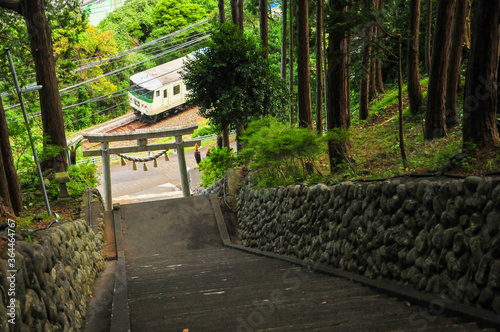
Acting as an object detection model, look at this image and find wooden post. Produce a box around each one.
[137,138,147,148]
[175,135,190,197]
[101,142,112,211]
[83,124,200,202]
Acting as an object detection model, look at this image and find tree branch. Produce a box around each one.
[0,0,22,14]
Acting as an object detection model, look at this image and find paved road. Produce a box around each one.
[96,142,237,204]
[117,196,492,332]
[96,145,208,204]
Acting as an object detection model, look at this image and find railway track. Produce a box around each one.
[104,116,143,134]
[91,105,198,135]
[78,106,202,152]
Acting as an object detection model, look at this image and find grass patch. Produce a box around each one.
[329,76,499,181]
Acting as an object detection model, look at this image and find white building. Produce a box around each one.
[81,0,127,26]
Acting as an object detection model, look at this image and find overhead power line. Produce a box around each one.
[2,19,209,104]
[98,31,208,68]
[3,28,207,103]
[4,34,208,112]
[64,101,127,127]
[73,19,209,71]
[59,35,208,93]
[7,54,198,124]
[3,21,208,86]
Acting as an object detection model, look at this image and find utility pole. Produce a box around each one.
[6,47,52,216]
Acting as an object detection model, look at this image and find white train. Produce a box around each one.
[128,55,190,123]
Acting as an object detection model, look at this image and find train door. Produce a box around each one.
[162,88,169,108]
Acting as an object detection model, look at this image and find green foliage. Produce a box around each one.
[199,146,237,188]
[0,0,87,92]
[190,0,218,13]
[98,0,213,47]
[182,23,288,132]
[69,138,83,152]
[239,117,325,187]
[98,0,159,47]
[407,140,470,173]
[17,161,100,213]
[8,121,64,175]
[151,0,208,39]
[67,163,101,197]
[192,120,219,138]
[39,142,65,166]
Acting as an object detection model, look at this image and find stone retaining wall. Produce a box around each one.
[0,192,105,331]
[238,176,500,314]
[194,177,225,197]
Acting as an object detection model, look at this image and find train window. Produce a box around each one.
[133,88,154,101]
[163,90,167,98]
[173,85,181,95]
[156,91,160,97]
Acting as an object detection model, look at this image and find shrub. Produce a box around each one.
[239,117,325,187]
[198,146,237,188]
[67,163,101,197]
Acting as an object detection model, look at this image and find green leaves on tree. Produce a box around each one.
[181,23,288,133]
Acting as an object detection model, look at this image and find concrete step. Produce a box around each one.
[111,195,492,332]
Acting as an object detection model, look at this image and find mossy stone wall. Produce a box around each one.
[238,176,500,314]
[0,194,105,331]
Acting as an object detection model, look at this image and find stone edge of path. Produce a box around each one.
[208,193,500,331]
[110,206,131,332]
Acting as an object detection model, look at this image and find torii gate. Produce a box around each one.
[83,123,201,211]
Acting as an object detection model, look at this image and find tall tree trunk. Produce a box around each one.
[218,0,225,23]
[397,36,408,165]
[231,0,239,26]
[238,0,244,30]
[326,0,353,171]
[22,0,67,172]
[408,0,424,115]
[0,98,23,215]
[376,58,385,93]
[425,0,433,75]
[230,0,244,150]
[297,0,313,128]
[463,2,472,59]
[0,146,13,215]
[463,0,500,149]
[289,0,295,124]
[369,43,377,100]
[376,0,385,93]
[222,124,230,150]
[281,0,287,119]
[281,0,287,80]
[445,0,469,127]
[315,0,324,134]
[1,0,68,173]
[0,98,12,215]
[424,0,456,140]
[368,0,378,100]
[358,0,372,120]
[323,27,329,108]
[259,0,269,57]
